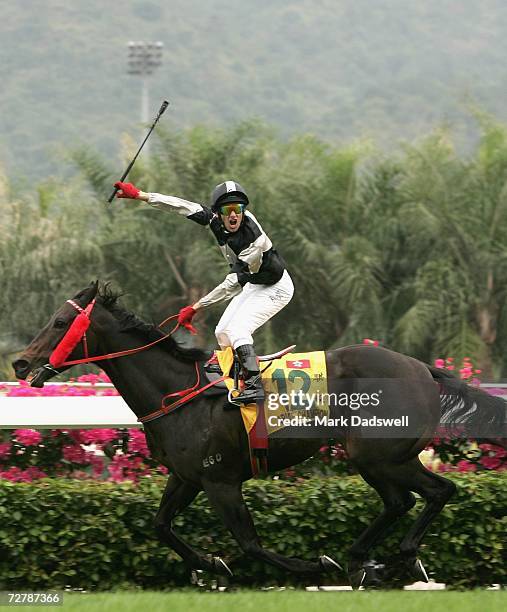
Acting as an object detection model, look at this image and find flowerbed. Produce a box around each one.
[0,374,167,483]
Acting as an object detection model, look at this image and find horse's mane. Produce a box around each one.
[92,284,209,363]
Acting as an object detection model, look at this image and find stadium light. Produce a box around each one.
[127,41,164,155]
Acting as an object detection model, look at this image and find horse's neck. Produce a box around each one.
[96,330,196,421]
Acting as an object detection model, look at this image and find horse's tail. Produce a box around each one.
[426,365,507,441]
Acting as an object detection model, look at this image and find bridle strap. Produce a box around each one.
[139,371,228,424]
[67,299,91,360]
[59,313,180,367]
[47,301,222,424]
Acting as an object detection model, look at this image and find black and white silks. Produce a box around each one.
[147,193,286,309]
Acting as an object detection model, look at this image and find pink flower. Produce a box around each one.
[80,429,118,445]
[108,454,148,482]
[456,460,476,472]
[479,455,504,470]
[67,430,86,444]
[62,445,87,464]
[128,430,149,456]
[0,466,47,482]
[89,455,105,477]
[0,443,11,460]
[434,359,445,368]
[14,429,42,446]
[25,466,48,480]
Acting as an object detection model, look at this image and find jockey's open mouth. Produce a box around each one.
[227,214,239,229]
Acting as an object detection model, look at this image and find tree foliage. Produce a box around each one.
[3,115,507,378]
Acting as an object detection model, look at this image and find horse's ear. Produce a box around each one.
[90,280,99,299]
[73,281,99,307]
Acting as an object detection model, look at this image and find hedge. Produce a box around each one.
[0,473,505,590]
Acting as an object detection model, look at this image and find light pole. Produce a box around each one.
[127,41,164,156]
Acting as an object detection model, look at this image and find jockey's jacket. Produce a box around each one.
[147,193,286,308]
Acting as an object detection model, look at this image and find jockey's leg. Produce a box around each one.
[205,290,252,373]
[214,289,251,349]
[230,271,294,403]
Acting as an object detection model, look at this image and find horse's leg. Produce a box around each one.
[397,462,456,579]
[346,467,417,588]
[202,479,340,575]
[154,474,232,577]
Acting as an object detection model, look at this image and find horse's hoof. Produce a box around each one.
[363,560,384,589]
[348,567,366,590]
[349,559,384,589]
[190,569,207,588]
[319,554,343,572]
[410,558,429,583]
[212,556,234,577]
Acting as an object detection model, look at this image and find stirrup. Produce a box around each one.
[227,388,242,407]
[234,389,265,404]
[232,376,265,404]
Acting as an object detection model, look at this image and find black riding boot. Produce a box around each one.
[234,344,265,403]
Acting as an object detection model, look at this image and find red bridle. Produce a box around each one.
[44,299,226,425]
[49,299,96,368]
[48,299,180,368]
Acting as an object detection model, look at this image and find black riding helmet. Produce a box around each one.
[211,180,249,212]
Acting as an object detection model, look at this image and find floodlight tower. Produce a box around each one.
[127,41,164,156]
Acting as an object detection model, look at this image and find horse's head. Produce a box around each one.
[12,281,99,387]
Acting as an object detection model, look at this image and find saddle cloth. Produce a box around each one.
[216,347,330,436]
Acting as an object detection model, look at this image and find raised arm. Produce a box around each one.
[114,182,213,225]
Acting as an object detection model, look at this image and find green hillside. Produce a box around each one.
[1,0,507,178]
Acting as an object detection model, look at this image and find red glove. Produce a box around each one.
[114,181,140,199]
[178,305,197,334]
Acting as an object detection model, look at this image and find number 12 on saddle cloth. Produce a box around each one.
[216,348,330,436]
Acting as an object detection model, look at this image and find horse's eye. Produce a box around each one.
[54,319,67,329]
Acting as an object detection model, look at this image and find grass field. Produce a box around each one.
[61,590,506,612]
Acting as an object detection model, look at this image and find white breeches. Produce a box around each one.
[215,270,294,349]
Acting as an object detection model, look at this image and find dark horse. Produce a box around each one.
[12,283,506,588]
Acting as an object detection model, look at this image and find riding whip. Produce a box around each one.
[107,99,169,203]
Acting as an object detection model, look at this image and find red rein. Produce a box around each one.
[47,300,223,424]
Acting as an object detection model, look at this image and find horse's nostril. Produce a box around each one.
[12,359,30,377]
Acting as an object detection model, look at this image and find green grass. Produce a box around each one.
[61,590,506,612]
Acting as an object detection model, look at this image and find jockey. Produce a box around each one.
[114,180,294,404]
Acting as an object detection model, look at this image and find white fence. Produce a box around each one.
[1,382,506,430]
[0,382,140,429]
